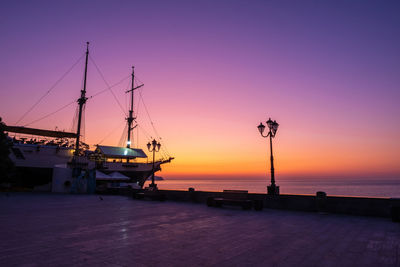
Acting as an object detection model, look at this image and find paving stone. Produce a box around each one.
[1,193,399,266]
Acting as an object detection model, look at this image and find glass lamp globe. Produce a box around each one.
[272,120,279,133]
[257,122,265,135]
[266,118,274,129]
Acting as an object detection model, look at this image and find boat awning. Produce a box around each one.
[95,145,147,158]
[96,171,130,181]
[109,172,130,180]
[95,170,111,180]
[5,125,77,139]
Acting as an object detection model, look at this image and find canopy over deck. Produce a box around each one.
[95,170,111,180]
[109,172,130,179]
[5,125,77,139]
[95,145,147,158]
[96,171,130,181]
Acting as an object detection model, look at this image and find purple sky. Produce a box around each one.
[1,0,399,178]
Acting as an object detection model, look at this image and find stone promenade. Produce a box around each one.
[0,193,399,266]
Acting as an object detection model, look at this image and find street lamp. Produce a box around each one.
[257,118,280,195]
[147,139,161,189]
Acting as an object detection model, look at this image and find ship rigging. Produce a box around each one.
[5,43,173,188]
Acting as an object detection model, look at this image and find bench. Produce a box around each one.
[207,190,253,210]
[133,188,166,201]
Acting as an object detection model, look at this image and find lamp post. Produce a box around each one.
[257,118,280,195]
[147,139,161,189]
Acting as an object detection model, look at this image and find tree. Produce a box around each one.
[0,117,14,184]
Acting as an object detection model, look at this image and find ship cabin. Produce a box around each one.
[93,145,148,165]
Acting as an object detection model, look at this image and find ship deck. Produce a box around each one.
[0,193,399,266]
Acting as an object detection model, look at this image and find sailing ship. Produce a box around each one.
[5,126,77,187]
[5,43,173,189]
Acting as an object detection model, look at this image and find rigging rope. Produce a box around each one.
[23,100,76,127]
[70,106,79,133]
[135,82,142,119]
[137,124,151,139]
[138,89,171,157]
[97,119,126,145]
[135,76,144,86]
[124,78,131,116]
[118,124,128,147]
[81,104,86,142]
[89,55,127,116]
[15,54,85,125]
[132,78,172,159]
[21,73,130,135]
[136,123,139,149]
[88,74,131,99]
[132,84,142,147]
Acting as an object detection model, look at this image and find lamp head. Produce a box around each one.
[157,142,161,151]
[257,122,265,135]
[147,142,151,151]
[266,118,274,129]
[272,120,279,135]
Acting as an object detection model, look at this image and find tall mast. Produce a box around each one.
[126,67,135,148]
[74,42,89,156]
[126,66,144,148]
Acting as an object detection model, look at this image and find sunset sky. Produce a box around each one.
[1,0,399,180]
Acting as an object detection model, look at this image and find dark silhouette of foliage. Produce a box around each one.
[0,117,14,183]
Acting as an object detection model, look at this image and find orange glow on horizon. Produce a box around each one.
[1,1,399,181]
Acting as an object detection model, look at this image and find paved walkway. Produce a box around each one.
[0,193,399,267]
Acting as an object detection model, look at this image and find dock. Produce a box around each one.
[0,193,399,266]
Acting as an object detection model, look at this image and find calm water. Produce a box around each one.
[144,178,400,198]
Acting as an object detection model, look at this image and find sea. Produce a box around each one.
[144,178,400,198]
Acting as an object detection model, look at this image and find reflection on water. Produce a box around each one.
[144,178,400,198]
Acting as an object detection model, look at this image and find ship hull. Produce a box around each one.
[9,143,74,187]
[96,161,163,187]
[13,166,53,187]
[8,143,163,188]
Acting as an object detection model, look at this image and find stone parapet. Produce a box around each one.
[101,187,400,219]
